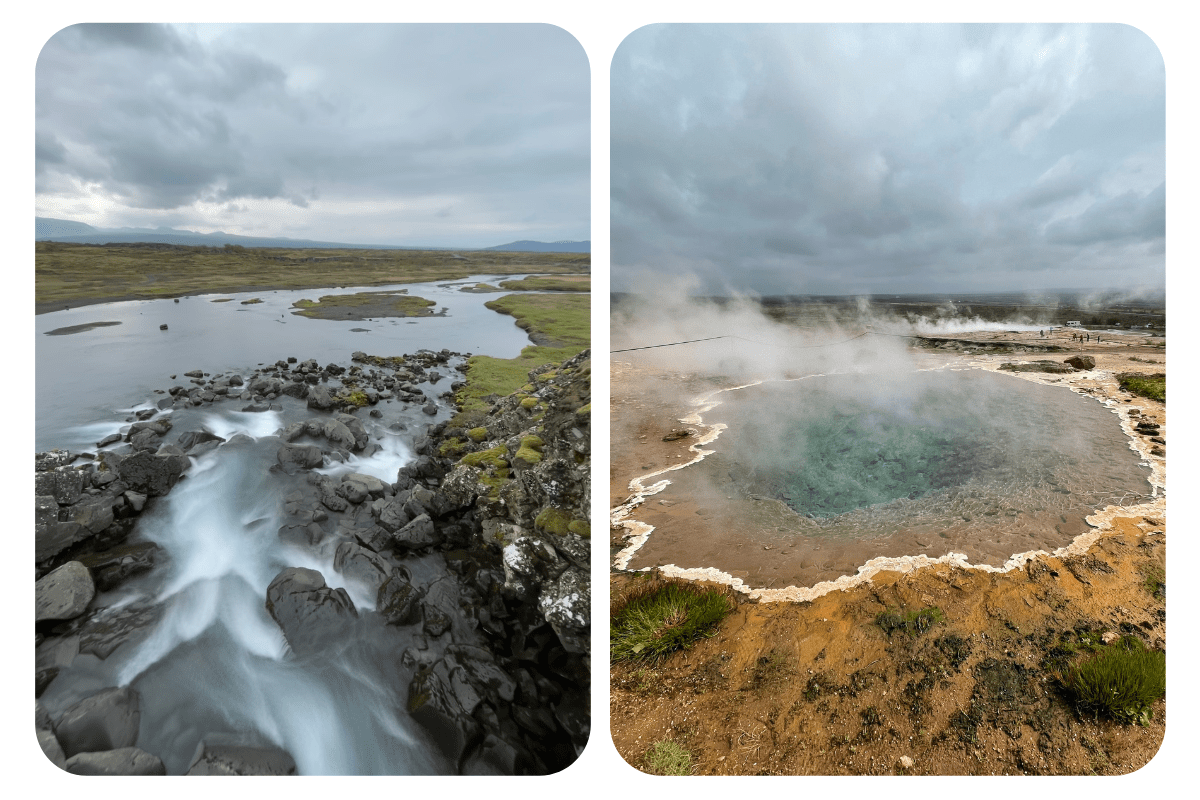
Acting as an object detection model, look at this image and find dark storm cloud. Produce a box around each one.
[611,23,1164,295]
[36,23,588,246]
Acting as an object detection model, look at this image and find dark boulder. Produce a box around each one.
[307,385,335,410]
[1065,355,1096,370]
[277,444,324,474]
[264,567,357,655]
[332,541,392,599]
[393,513,438,550]
[378,573,423,626]
[53,686,141,758]
[36,561,95,622]
[117,451,185,496]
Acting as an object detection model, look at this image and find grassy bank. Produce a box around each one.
[498,275,591,292]
[453,293,590,423]
[35,241,589,311]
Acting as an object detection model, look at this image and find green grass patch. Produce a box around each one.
[438,437,468,458]
[611,580,735,663]
[291,290,436,318]
[875,606,945,638]
[467,427,488,443]
[1118,373,1165,402]
[498,275,591,292]
[452,293,589,417]
[1058,637,1166,724]
[642,740,692,776]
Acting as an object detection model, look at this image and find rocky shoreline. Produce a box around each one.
[36,346,591,775]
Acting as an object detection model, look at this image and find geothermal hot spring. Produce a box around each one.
[617,366,1154,593]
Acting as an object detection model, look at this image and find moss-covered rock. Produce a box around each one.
[520,397,539,410]
[467,427,488,443]
[534,506,573,536]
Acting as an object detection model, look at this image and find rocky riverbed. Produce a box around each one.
[35,346,591,775]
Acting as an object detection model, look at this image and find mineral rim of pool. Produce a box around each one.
[613,366,1158,599]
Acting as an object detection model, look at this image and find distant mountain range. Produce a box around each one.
[34,217,589,254]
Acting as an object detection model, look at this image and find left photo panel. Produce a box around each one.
[34,22,590,776]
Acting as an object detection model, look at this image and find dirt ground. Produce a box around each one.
[609,328,1167,775]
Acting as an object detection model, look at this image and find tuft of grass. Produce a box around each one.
[612,579,735,663]
[1058,637,1165,724]
[1140,564,1165,600]
[1118,373,1165,402]
[875,606,945,638]
[467,427,488,443]
[643,740,692,776]
[520,396,539,410]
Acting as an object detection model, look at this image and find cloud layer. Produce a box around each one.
[612,23,1164,295]
[37,23,589,247]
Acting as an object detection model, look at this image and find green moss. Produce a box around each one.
[520,397,539,410]
[575,403,591,416]
[521,384,535,393]
[439,437,468,457]
[343,390,370,407]
[535,506,573,536]
[467,427,488,443]
[514,435,545,466]
[295,298,317,308]
[460,446,508,470]
[567,519,590,538]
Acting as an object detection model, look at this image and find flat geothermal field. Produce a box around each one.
[610,302,1166,776]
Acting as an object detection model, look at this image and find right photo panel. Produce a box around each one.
[609,23,1166,776]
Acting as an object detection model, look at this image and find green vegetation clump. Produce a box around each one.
[295,298,317,308]
[520,397,539,410]
[1058,637,1165,724]
[460,446,508,470]
[875,607,945,638]
[467,427,488,443]
[643,740,692,776]
[342,390,370,407]
[575,403,590,416]
[514,435,544,465]
[1118,373,1165,402]
[1141,564,1165,600]
[567,519,590,538]
[611,580,735,663]
[438,437,468,458]
[534,506,573,536]
[241,297,263,305]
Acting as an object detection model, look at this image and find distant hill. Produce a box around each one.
[485,240,590,253]
[35,217,590,254]
[35,218,100,238]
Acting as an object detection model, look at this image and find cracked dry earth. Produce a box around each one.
[609,334,1166,776]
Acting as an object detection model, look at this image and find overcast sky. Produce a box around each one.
[612,23,1165,296]
[36,23,589,247]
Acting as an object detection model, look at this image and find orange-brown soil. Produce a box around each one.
[609,331,1167,775]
